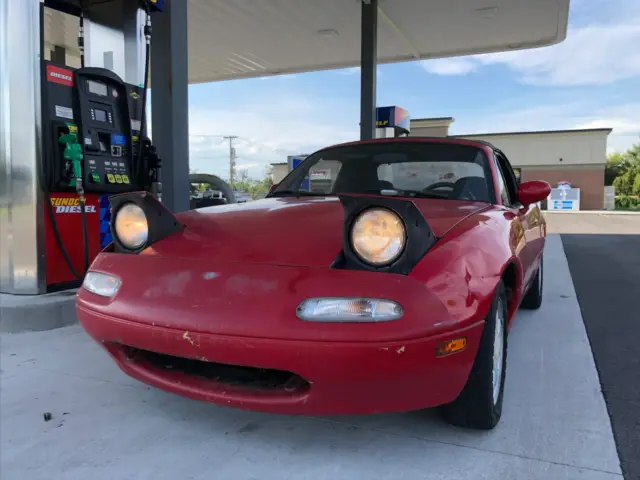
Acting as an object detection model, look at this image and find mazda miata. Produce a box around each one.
[76,137,550,430]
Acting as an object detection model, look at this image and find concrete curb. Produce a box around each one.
[0,290,79,334]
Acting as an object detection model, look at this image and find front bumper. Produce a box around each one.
[76,252,485,414]
[78,306,483,414]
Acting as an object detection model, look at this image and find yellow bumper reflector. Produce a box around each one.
[435,337,467,357]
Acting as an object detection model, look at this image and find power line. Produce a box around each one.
[234,137,297,157]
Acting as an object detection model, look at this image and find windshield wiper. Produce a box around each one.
[402,190,449,199]
[361,189,448,199]
[270,190,331,197]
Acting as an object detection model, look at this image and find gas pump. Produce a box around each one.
[41,0,162,291]
[375,106,410,138]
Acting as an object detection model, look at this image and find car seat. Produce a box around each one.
[451,177,489,202]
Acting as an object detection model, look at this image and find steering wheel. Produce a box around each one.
[423,181,456,194]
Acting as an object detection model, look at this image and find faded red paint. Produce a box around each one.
[132,197,489,267]
[76,137,548,415]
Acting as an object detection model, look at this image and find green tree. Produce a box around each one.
[625,142,640,163]
[633,172,640,196]
[238,169,250,184]
[246,181,266,199]
[610,140,640,193]
[605,152,624,186]
[614,171,634,195]
[621,142,640,171]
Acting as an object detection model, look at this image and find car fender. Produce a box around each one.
[410,208,524,330]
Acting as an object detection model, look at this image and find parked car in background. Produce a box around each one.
[232,190,252,203]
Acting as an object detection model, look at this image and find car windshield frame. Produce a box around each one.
[272,141,497,203]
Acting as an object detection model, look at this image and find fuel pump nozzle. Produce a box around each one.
[58,123,84,197]
[58,123,89,273]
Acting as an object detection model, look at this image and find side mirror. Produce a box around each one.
[268,183,278,195]
[517,180,551,207]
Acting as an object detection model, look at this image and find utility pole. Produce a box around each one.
[224,136,238,188]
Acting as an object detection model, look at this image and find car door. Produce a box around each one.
[493,152,536,289]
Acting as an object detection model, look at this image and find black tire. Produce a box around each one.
[440,281,508,430]
[520,256,543,310]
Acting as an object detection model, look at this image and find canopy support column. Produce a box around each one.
[150,0,190,212]
[360,0,378,141]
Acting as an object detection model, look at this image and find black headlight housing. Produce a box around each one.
[331,195,437,275]
[109,191,183,254]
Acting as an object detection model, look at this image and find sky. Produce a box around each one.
[185,0,640,180]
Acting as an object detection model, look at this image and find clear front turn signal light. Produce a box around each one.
[82,272,121,297]
[297,297,403,323]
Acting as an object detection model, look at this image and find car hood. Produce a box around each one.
[146,196,489,267]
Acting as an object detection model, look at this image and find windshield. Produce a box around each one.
[272,141,494,202]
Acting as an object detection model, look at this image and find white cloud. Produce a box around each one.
[420,18,640,86]
[476,22,640,86]
[421,58,477,76]
[187,95,358,179]
[452,104,581,134]
[337,67,360,75]
[572,104,640,153]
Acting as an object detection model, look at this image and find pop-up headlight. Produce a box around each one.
[113,203,149,250]
[109,191,183,253]
[351,207,406,266]
[333,195,437,275]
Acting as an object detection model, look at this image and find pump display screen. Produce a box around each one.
[94,109,108,122]
[87,80,108,96]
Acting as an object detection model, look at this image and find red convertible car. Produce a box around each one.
[76,137,550,430]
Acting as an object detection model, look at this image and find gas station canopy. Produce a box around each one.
[46,0,570,83]
[188,0,569,82]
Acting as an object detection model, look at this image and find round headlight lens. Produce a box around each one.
[114,203,148,249]
[351,208,406,266]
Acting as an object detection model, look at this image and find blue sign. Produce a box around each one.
[149,0,164,12]
[552,200,575,210]
[292,157,309,191]
[376,106,410,132]
[99,194,113,248]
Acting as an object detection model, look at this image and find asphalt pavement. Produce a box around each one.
[562,233,640,480]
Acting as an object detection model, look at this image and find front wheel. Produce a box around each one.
[440,281,508,430]
[520,256,543,310]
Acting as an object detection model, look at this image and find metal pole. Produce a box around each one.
[224,135,237,188]
[360,0,378,141]
[150,0,190,212]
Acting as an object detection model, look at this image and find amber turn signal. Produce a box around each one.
[435,337,467,357]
